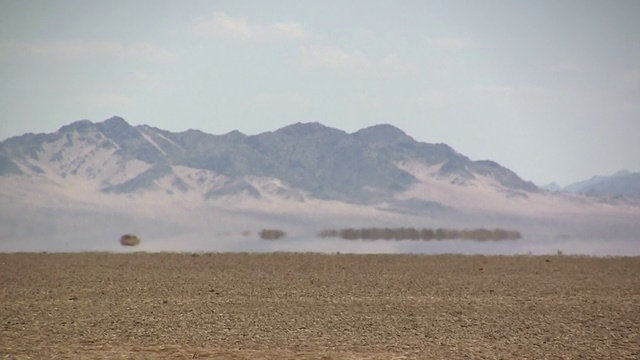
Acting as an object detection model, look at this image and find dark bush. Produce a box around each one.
[259,229,287,240]
[120,234,140,247]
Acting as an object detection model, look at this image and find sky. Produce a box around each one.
[0,0,638,186]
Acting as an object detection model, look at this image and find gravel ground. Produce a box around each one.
[1,252,639,359]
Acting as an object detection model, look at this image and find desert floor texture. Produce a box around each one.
[1,252,639,359]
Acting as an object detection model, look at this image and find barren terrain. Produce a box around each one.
[1,253,639,359]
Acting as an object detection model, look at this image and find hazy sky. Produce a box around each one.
[1,0,638,186]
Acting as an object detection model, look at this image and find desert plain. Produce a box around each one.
[1,252,639,359]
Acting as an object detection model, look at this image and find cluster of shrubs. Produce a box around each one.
[317,227,521,241]
[259,229,287,240]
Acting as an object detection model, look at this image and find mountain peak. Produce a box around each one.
[277,122,330,136]
[57,119,95,134]
[540,182,563,191]
[224,130,246,140]
[353,124,412,143]
[101,116,129,127]
[96,116,136,137]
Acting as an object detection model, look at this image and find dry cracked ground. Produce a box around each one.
[1,252,639,359]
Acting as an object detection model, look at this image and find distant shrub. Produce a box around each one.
[259,229,287,240]
[435,228,448,240]
[339,228,361,240]
[120,234,141,247]
[317,227,522,241]
[421,229,435,240]
[317,229,338,238]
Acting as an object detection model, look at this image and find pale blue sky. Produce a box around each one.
[1,0,638,186]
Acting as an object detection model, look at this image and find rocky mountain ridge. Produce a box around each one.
[0,116,538,205]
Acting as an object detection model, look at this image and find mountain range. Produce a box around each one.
[0,116,537,203]
[543,170,640,199]
[1,116,638,252]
